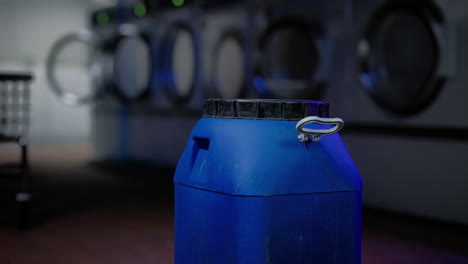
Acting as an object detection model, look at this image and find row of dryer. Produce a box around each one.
[48,0,468,129]
[48,0,342,109]
[47,0,468,224]
[47,0,347,163]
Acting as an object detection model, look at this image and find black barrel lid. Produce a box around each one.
[203,99,329,120]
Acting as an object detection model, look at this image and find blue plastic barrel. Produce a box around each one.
[174,99,362,264]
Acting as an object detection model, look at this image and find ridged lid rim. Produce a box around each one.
[203,99,329,120]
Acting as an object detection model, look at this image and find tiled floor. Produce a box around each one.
[0,143,467,264]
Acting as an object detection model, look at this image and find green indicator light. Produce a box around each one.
[134,3,147,17]
[97,12,110,25]
[172,0,184,7]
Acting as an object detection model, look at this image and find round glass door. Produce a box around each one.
[212,32,246,99]
[46,30,97,106]
[114,34,152,101]
[256,23,322,99]
[358,4,442,115]
[163,25,197,103]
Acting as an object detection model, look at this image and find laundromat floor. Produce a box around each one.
[0,143,467,264]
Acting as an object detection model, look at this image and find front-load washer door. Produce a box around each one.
[254,18,329,100]
[211,31,247,99]
[46,30,101,106]
[357,1,444,116]
[112,24,153,102]
[160,23,198,105]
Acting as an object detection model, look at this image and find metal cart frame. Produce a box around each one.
[0,72,33,229]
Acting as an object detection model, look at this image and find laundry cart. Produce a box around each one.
[0,72,33,228]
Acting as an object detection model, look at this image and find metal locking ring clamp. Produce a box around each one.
[296,116,344,142]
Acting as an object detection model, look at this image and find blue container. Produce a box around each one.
[174,99,362,264]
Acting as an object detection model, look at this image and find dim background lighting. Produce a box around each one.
[172,0,185,7]
[134,3,147,17]
[97,12,110,25]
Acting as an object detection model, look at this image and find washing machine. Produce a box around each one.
[92,4,156,161]
[342,0,468,224]
[47,4,154,106]
[140,0,204,112]
[46,3,157,160]
[200,0,255,99]
[250,0,350,117]
[120,0,207,165]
